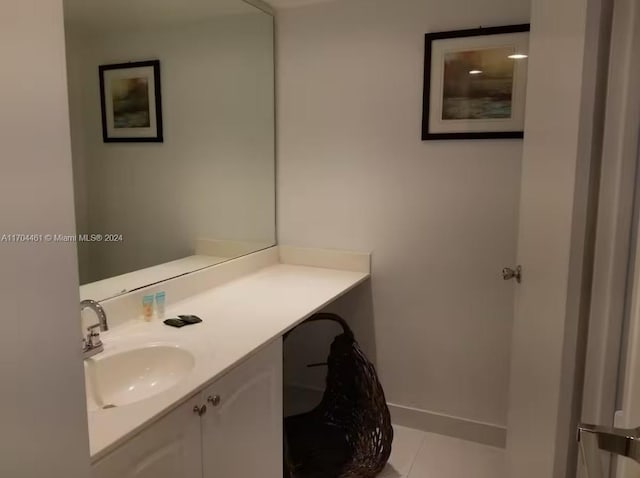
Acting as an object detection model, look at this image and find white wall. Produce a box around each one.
[277,0,529,430]
[0,1,90,477]
[66,13,275,284]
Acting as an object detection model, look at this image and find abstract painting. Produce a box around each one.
[99,60,163,142]
[422,25,530,140]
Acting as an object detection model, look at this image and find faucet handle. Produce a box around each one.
[85,323,103,348]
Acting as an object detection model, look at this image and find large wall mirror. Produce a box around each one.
[63,0,275,301]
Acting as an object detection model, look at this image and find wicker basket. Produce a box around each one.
[284,313,394,478]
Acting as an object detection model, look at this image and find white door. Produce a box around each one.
[614,237,640,478]
[92,394,203,478]
[201,339,283,478]
[577,0,640,476]
[579,189,640,478]
[505,0,612,473]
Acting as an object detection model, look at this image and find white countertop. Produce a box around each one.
[88,262,369,462]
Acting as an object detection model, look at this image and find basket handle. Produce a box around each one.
[283,313,354,341]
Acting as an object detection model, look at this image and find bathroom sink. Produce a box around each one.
[84,345,195,411]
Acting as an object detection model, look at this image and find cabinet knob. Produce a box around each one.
[207,395,221,407]
[193,404,207,416]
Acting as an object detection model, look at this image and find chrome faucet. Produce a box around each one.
[81,299,109,359]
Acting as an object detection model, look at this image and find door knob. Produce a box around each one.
[193,404,207,416]
[502,265,522,283]
[207,395,221,407]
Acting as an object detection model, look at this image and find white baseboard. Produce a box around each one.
[284,385,506,449]
[388,403,507,449]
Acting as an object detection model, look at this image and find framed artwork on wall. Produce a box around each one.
[422,24,530,141]
[99,60,163,143]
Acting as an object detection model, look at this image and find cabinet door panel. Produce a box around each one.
[202,339,283,478]
[92,395,203,478]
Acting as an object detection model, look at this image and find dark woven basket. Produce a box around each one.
[284,313,394,478]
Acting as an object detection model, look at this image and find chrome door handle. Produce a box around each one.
[578,423,640,463]
[502,266,522,283]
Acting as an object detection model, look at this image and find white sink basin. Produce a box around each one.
[85,345,195,411]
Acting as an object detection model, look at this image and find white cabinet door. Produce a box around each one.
[201,339,283,478]
[92,394,203,478]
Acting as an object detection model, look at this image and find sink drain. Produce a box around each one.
[102,404,117,410]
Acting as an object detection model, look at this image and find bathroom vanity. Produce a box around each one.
[86,247,370,477]
[58,0,364,475]
[92,341,282,478]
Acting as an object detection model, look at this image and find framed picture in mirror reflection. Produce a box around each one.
[99,60,163,143]
[422,24,530,140]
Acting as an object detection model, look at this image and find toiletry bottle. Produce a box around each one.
[155,291,166,319]
[142,295,154,322]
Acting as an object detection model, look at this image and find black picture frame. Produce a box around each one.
[99,60,164,143]
[422,24,530,141]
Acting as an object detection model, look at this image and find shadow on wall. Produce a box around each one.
[283,281,378,395]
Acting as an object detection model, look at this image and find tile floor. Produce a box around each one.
[380,425,505,478]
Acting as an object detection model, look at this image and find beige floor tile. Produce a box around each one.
[379,425,426,478]
[407,432,505,478]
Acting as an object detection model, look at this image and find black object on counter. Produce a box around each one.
[163,315,203,328]
[179,315,203,324]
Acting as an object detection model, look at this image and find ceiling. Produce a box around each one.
[264,0,338,8]
[64,0,260,31]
